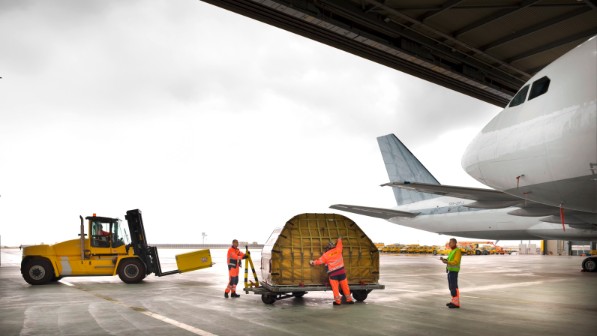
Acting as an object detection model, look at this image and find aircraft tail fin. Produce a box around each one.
[377,134,441,206]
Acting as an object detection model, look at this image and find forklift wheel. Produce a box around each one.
[261,294,276,304]
[22,258,54,285]
[117,259,146,284]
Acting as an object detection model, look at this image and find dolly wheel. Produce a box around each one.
[352,290,368,302]
[22,258,54,285]
[117,259,146,284]
[293,291,306,298]
[261,294,276,304]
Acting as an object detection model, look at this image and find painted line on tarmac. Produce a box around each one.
[140,310,218,336]
[56,280,219,336]
[392,289,419,293]
[59,280,74,287]
[398,280,564,298]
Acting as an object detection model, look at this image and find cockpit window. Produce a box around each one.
[528,76,550,101]
[508,85,529,108]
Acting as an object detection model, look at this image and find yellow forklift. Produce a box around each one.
[21,209,212,285]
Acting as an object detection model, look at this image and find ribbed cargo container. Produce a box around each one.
[261,213,380,286]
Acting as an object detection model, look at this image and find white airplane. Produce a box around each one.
[331,37,597,272]
[462,36,596,216]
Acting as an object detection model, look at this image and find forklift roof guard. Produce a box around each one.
[85,216,120,223]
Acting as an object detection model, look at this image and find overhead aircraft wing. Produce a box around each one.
[329,204,419,220]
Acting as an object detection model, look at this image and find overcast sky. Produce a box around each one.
[0,0,506,247]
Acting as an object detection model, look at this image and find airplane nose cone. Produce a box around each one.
[461,133,484,183]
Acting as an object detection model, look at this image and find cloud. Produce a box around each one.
[0,0,503,246]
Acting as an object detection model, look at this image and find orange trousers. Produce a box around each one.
[451,288,460,306]
[225,274,239,294]
[330,278,353,304]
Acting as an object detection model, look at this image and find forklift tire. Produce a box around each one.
[582,257,597,272]
[352,290,368,302]
[22,258,54,285]
[117,258,146,284]
[261,294,276,304]
[292,291,306,298]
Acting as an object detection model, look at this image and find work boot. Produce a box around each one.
[333,301,341,306]
[231,293,241,298]
[345,300,355,305]
[447,303,460,309]
[224,292,229,298]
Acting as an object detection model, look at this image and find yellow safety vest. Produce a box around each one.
[447,248,461,272]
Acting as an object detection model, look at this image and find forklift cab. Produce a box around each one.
[86,215,130,250]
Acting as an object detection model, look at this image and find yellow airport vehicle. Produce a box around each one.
[381,245,395,253]
[422,246,437,254]
[403,244,420,254]
[21,209,212,285]
[414,246,427,254]
[437,248,451,255]
[380,244,403,253]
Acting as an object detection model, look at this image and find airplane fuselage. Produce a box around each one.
[462,36,597,214]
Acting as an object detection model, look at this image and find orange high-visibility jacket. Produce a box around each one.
[227,246,245,276]
[313,238,344,273]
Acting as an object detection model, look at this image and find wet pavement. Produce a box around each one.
[1,248,596,335]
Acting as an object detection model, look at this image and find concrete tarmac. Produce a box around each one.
[1,248,596,335]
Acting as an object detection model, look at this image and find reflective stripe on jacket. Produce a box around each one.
[313,238,344,273]
[447,248,461,272]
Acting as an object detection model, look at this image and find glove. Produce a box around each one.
[309,260,314,266]
[242,255,248,259]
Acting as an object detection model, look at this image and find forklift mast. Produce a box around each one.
[125,209,179,276]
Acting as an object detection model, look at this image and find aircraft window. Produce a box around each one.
[528,76,550,101]
[508,85,529,108]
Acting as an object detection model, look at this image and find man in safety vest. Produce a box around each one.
[440,238,461,308]
[310,237,354,306]
[225,239,247,298]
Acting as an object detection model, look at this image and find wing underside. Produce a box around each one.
[382,181,597,226]
[330,181,596,226]
[329,204,419,220]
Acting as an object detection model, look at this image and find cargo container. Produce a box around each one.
[246,213,384,304]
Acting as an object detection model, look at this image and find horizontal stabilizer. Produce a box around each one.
[330,204,419,220]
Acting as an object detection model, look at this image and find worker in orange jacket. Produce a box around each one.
[225,239,247,298]
[310,237,354,306]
